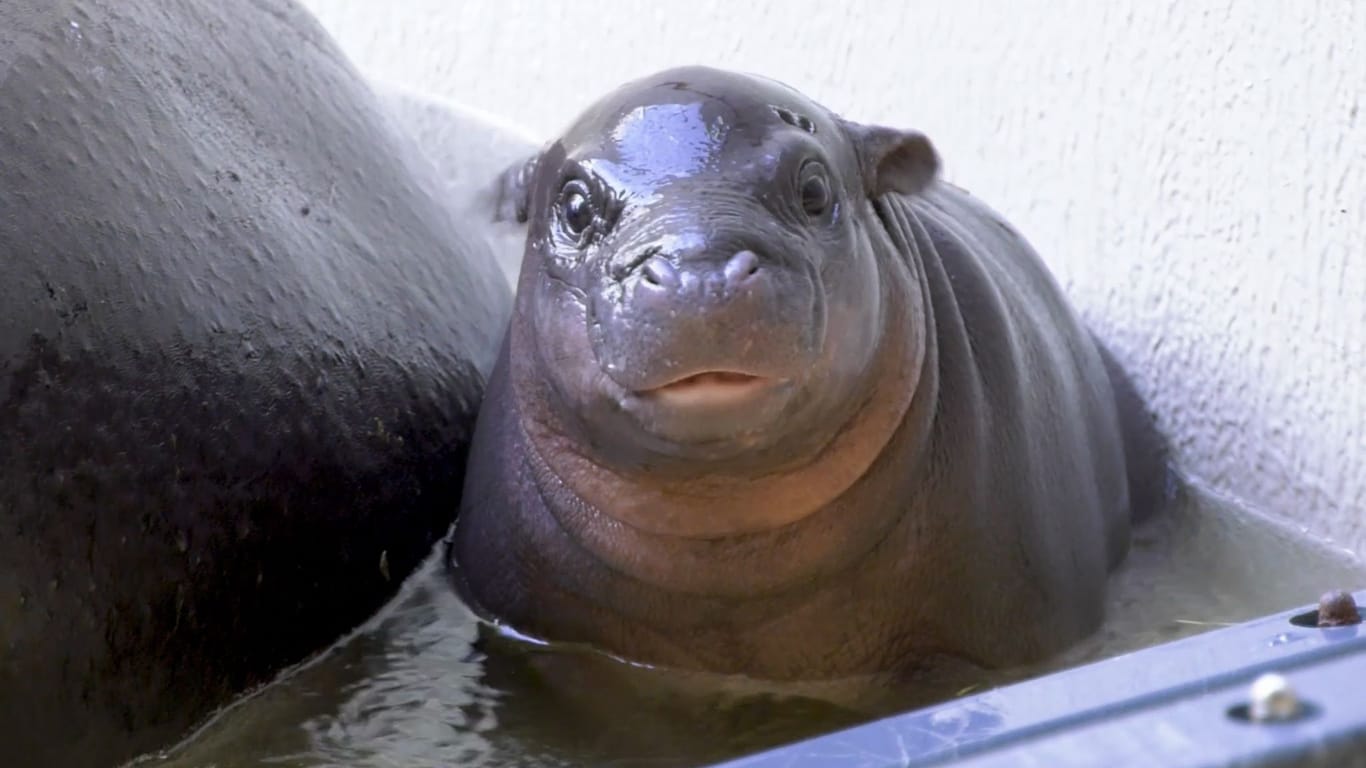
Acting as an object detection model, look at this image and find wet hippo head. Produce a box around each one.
[501,67,939,506]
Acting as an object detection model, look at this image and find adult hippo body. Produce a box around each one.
[452,66,1165,682]
[1,1,511,765]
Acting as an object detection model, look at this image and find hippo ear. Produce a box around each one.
[843,121,940,198]
[486,153,539,224]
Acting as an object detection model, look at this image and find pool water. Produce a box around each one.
[135,480,1366,768]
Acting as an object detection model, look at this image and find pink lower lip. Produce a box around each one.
[659,371,761,388]
[643,372,772,406]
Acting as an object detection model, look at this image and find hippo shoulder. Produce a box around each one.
[0,1,511,765]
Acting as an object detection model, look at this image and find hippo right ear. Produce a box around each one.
[842,121,941,198]
[487,153,539,224]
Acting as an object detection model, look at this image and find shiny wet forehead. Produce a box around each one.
[609,102,730,181]
[562,76,827,187]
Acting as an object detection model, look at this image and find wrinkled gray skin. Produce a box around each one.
[452,66,1166,683]
[0,1,510,767]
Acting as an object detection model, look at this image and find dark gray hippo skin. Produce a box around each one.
[451,66,1166,684]
[0,1,510,766]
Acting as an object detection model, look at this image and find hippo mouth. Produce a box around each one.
[640,371,777,408]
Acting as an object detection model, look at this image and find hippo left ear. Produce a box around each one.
[485,153,540,224]
[842,121,941,198]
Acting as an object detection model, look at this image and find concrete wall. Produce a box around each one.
[305,0,1366,556]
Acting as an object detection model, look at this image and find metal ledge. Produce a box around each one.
[715,590,1366,767]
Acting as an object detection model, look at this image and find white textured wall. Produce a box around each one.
[309,0,1366,555]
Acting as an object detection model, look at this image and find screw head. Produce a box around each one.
[1317,590,1362,627]
[1249,673,1302,722]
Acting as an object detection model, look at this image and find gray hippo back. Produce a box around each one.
[0,1,510,764]
[451,65,1166,682]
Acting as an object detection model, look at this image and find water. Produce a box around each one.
[135,481,1366,768]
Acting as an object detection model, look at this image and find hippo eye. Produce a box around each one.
[799,162,832,218]
[559,179,596,237]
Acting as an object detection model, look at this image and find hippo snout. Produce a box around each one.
[594,245,822,395]
[632,249,763,305]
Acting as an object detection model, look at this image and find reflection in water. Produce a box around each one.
[143,481,1365,768]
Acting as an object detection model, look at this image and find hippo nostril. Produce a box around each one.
[723,250,761,290]
[641,256,679,289]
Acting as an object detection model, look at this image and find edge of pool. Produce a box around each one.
[712,589,1366,768]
